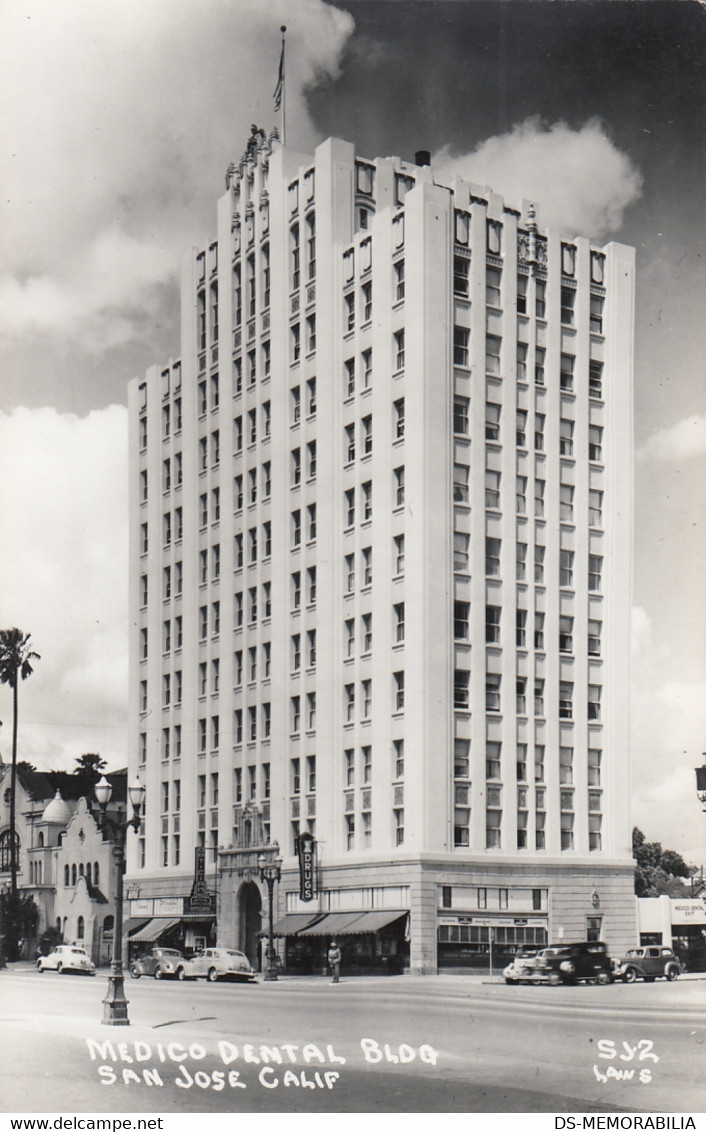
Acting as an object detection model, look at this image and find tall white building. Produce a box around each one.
[127,131,636,974]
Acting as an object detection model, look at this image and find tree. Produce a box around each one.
[73,753,107,796]
[0,629,40,905]
[632,827,692,897]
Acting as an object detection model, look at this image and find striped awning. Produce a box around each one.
[271,912,326,936]
[297,910,408,937]
[128,918,180,942]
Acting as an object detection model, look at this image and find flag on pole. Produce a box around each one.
[273,27,286,111]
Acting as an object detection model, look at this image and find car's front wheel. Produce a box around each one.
[129,965,141,979]
[623,967,638,983]
[36,961,44,972]
[154,966,163,980]
[57,963,64,974]
[207,967,219,983]
[548,971,561,986]
[665,964,679,981]
[597,971,611,985]
[176,966,186,981]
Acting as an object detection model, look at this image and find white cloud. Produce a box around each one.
[434,117,642,239]
[637,414,706,463]
[0,405,129,771]
[0,0,354,352]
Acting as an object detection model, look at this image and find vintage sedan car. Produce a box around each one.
[531,942,613,985]
[503,947,542,984]
[129,947,185,980]
[37,945,96,976]
[614,946,683,983]
[178,947,257,983]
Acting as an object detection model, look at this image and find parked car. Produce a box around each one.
[531,941,613,985]
[129,947,184,980]
[614,946,683,983]
[178,947,257,983]
[37,945,96,976]
[503,946,543,984]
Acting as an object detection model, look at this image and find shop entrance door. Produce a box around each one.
[237,881,262,969]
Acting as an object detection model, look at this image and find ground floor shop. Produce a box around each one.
[637,895,706,972]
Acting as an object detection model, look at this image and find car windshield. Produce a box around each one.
[159,950,181,957]
[223,950,244,958]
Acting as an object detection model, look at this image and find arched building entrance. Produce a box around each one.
[237,881,262,969]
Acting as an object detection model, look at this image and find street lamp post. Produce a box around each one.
[94,774,145,1026]
[694,756,706,812]
[258,852,283,982]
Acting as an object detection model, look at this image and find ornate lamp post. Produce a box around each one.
[94,774,145,1025]
[695,756,706,811]
[258,852,283,981]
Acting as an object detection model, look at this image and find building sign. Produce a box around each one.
[188,846,214,915]
[297,832,316,902]
[154,897,183,916]
[671,901,706,924]
[131,898,154,917]
[126,884,141,900]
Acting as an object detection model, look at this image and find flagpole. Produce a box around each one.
[277,25,287,147]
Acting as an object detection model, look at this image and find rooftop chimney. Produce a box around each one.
[415,150,431,167]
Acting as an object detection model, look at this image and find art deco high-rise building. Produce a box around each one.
[127,131,636,973]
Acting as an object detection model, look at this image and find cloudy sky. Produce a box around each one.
[0,0,704,861]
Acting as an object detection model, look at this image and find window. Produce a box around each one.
[486,673,501,712]
[486,605,501,644]
[486,810,502,849]
[306,314,316,353]
[453,254,469,296]
[345,292,355,332]
[393,671,405,712]
[307,441,317,480]
[589,361,603,398]
[486,334,501,376]
[306,214,315,280]
[559,615,574,652]
[394,398,405,440]
[140,522,148,554]
[345,553,355,593]
[590,294,604,334]
[362,281,372,322]
[516,476,527,514]
[588,748,602,786]
[559,681,574,719]
[307,376,316,416]
[588,684,602,721]
[486,536,501,577]
[263,521,272,558]
[534,611,545,650]
[516,409,527,448]
[560,746,573,785]
[516,744,528,782]
[454,600,470,641]
[394,259,405,302]
[249,586,258,623]
[307,692,317,730]
[589,489,603,527]
[535,281,546,319]
[588,619,602,656]
[394,330,405,371]
[534,679,544,716]
[394,534,405,576]
[588,554,603,592]
[454,396,469,436]
[454,670,470,710]
[516,274,528,314]
[361,678,372,718]
[560,286,575,326]
[362,348,372,389]
[362,612,373,652]
[454,326,469,367]
[560,549,574,588]
[535,746,545,783]
[485,469,500,509]
[516,608,527,647]
[362,481,372,521]
[560,418,574,456]
[560,354,575,392]
[454,463,469,503]
[307,566,317,605]
[394,603,405,644]
[535,346,545,386]
[362,415,373,455]
[290,224,300,290]
[291,696,301,734]
[454,738,469,779]
[291,509,301,547]
[589,425,603,463]
[344,488,355,528]
[362,546,372,585]
[561,811,574,851]
[560,483,574,521]
[486,265,501,307]
[487,220,502,255]
[485,402,501,441]
[394,466,405,507]
[516,542,527,581]
[344,358,355,399]
[345,683,355,723]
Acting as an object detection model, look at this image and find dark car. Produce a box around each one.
[130,947,184,979]
[532,941,613,985]
[615,946,683,983]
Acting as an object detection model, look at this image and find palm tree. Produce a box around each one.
[0,629,40,899]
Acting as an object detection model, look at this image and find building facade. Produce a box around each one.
[127,132,636,974]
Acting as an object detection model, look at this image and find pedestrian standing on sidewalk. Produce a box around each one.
[327,939,341,983]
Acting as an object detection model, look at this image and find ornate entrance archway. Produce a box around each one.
[237,881,262,969]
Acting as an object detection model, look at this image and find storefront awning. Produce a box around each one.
[128,917,181,942]
[297,910,408,937]
[271,912,326,936]
[343,910,408,934]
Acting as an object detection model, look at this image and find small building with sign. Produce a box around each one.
[126,846,218,959]
[636,895,706,972]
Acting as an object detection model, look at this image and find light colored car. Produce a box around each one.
[615,946,683,983]
[129,947,184,980]
[37,945,96,976]
[503,946,542,984]
[179,947,257,983]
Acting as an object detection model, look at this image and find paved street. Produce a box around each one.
[1,965,704,1114]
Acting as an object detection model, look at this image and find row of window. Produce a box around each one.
[453,670,602,719]
[454,537,603,591]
